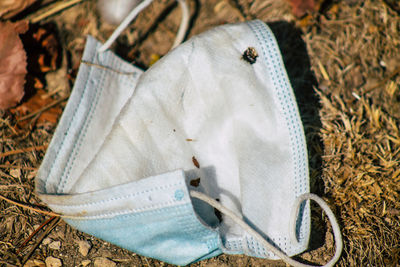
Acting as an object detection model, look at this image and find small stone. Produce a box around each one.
[27,170,37,179]
[45,256,62,267]
[80,260,91,267]
[10,168,21,178]
[49,230,64,239]
[24,259,45,267]
[42,238,52,245]
[93,257,116,267]
[32,224,41,231]
[77,240,91,256]
[48,240,61,250]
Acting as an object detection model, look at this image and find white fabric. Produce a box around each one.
[55,20,311,257]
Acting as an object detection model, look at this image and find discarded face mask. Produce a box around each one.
[36,18,342,267]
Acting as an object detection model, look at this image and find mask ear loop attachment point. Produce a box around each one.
[96,0,190,54]
[97,0,154,54]
[290,193,343,267]
[190,190,343,267]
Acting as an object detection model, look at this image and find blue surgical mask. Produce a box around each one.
[36,2,342,266]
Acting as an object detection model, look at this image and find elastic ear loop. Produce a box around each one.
[97,0,190,53]
[190,191,343,267]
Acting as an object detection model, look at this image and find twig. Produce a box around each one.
[25,113,42,132]
[0,164,37,170]
[0,169,18,180]
[317,60,330,81]
[364,66,400,93]
[143,256,151,267]
[27,0,87,23]
[0,194,60,217]
[17,216,57,255]
[42,87,65,99]
[0,145,48,158]
[0,118,18,135]
[0,260,18,267]
[21,217,61,265]
[17,95,69,122]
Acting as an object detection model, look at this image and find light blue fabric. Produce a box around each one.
[66,204,221,265]
[36,20,311,265]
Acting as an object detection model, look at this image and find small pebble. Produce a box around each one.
[25,259,45,267]
[10,168,21,178]
[81,260,91,266]
[45,256,62,267]
[94,257,116,267]
[42,238,52,245]
[48,240,61,250]
[77,240,91,256]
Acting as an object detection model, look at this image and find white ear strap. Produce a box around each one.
[290,193,343,266]
[190,191,343,267]
[97,0,190,53]
[172,0,190,49]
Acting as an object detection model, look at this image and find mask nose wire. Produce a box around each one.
[97,0,190,54]
[190,190,343,267]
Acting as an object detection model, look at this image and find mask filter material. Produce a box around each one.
[36,2,342,266]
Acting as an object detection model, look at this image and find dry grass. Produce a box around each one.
[305,1,400,265]
[1,0,400,266]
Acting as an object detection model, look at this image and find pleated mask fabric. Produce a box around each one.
[36,20,341,266]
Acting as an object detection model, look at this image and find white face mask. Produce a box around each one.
[36,2,342,266]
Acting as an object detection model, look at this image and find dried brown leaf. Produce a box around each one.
[287,0,317,18]
[0,21,28,110]
[10,89,63,125]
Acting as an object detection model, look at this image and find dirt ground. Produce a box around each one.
[1,0,400,266]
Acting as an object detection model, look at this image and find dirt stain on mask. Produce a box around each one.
[242,47,258,64]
